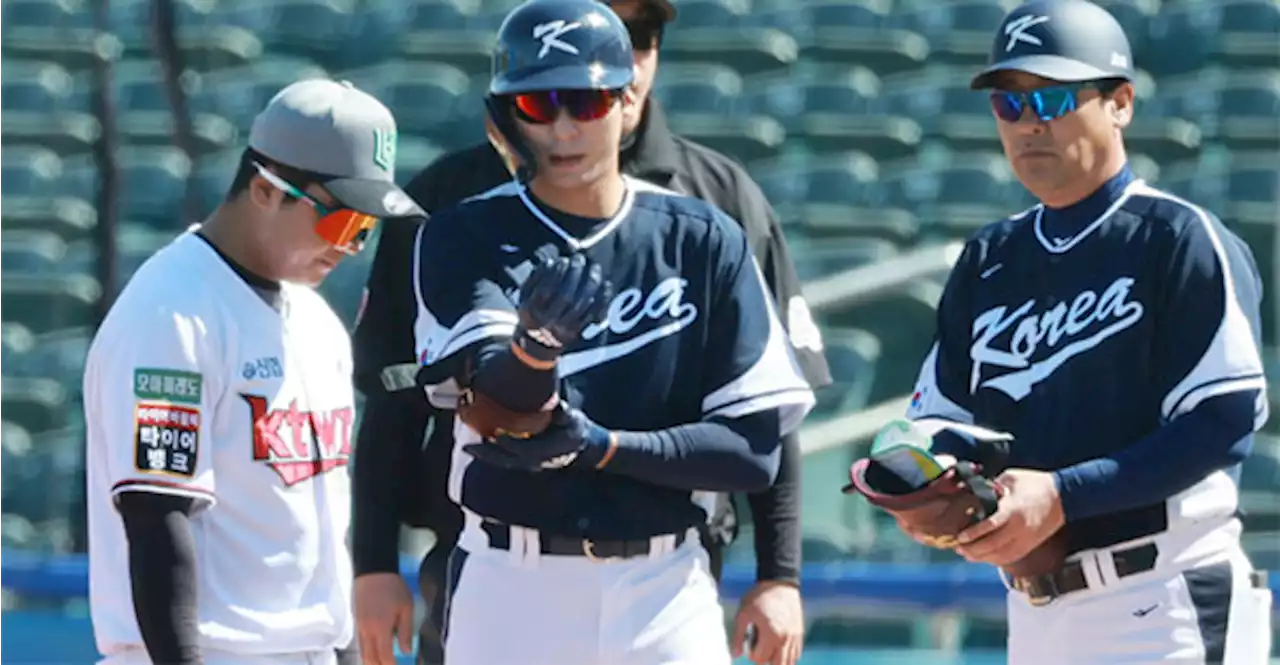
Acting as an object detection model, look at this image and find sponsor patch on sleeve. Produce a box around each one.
[134,368,203,405]
[134,402,200,477]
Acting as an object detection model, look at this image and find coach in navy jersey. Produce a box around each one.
[403,2,814,664]
[898,1,1273,662]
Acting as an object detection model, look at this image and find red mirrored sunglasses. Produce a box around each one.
[510,89,623,125]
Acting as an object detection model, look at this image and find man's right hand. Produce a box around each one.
[354,573,416,665]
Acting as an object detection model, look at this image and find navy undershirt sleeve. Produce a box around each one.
[117,491,202,665]
[471,341,558,412]
[602,409,783,493]
[1053,390,1258,522]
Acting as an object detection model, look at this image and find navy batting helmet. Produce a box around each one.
[970,0,1135,90]
[489,0,635,96]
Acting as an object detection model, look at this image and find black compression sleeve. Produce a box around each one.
[117,491,202,665]
[351,391,417,576]
[604,409,782,492]
[470,342,558,412]
[745,430,801,583]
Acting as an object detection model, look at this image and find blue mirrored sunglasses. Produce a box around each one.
[989,82,1111,123]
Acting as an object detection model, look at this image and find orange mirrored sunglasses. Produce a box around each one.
[253,162,379,255]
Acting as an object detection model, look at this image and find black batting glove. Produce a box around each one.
[511,249,612,369]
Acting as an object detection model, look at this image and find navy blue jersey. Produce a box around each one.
[410,177,814,539]
[908,174,1268,537]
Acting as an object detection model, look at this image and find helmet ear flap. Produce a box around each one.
[485,95,538,182]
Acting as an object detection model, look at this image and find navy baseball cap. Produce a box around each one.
[970,0,1135,90]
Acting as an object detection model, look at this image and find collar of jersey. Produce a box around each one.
[1033,165,1141,255]
[515,180,636,252]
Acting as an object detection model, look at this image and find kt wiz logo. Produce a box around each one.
[241,395,354,486]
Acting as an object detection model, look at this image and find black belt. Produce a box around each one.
[481,521,687,561]
[1013,542,1159,606]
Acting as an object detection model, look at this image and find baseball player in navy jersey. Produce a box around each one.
[897,0,1273,662]
[401,0,815,663]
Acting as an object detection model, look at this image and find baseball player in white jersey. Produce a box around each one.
[83,79,425,665]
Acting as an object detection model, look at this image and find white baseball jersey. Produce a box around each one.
[84,230,356,659]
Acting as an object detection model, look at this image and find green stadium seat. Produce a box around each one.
[797,110,922,162]
[220,0,356,71]
[1090,0,1158,65]
[197,58,329,128]
[1243,531,1280,570]
[1216,0,1280,68]
[0,196,98,240]
[787,235,900,283]
[2,146,64,198]
[1,112,101,155]
[1240,490,1280,533]
[819,326,882,414]
[118,147,195,227]
[12,327,94,390]
[1,61,78,113]
[664,113,786,164]
[189,149,243,216]
[339,60,471,137]
[0,27,123,71]
[399,29,496,79]
[0,231,68,276]
[1241,435,1280,491]
[0,513,40,550]
[117,110,239,154]
[2,0,89,31]
[960,614,1009,651]
[675,0,751,28]
[825,280,943,403]
[0,377,69,435]
[1217,72,1280,151]
[804,23,928,76]
[897,0,1007,67]
[0,273,102,335]
[652,63,746,115]
[68,223,180,283]
[393,136,447,187]
[106,59,198,113]
[662,27,799,77]
[802,152,886,208]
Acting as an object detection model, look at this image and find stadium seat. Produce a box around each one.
[897,0,1007,66]
[960,614,1010,651]
[1216,0,1280,68]
[1240,490,1280,533]
[19,328,93,390]
[108,59,198,113]
[393,136,447,187]
[1,147,64,199]
[0,273,102,335]
[0,377,69,435]
[819,326,882,415]
[398,2,496,80]
[117,110,239,154]
[197,58,329,129]
[652,63,745,115]
[2,0,89,32]
[188,149,243,217]
[1217,72,1280,150]
[1,61,78,113]
[113,147,196,228]
[661,27,799,76]
[1,325,37,378]
[808,615,924,649]
[787,235,900,283]
[68,223,181,284]
[0,231,68,277]
[1241,435,1280,491]
[879,66,996,150]
[664,113,786,164]
[219,0,357,70]
[881,152,1021,210]
[802,152,886,208]
[804,12,928,76]
[825,280,944,403]
[0,27,124,71]
[0,196,98,240]
[674,0,750,28]
[0,112,100,156]
[339,60,472,138]
[1090,0,1157,65]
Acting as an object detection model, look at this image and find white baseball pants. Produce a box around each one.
[443,519,732,665]
[1006,523,1273,664]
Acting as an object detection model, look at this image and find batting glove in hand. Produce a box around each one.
[463,401,613,472]
[511,248,612,369]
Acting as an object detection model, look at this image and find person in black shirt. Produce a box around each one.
[350,2,831,664]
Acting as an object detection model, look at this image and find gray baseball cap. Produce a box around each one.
[248,78,426,219]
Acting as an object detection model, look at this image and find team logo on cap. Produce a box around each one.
[373,128,396,172]
[534,20,582,59]
[1004,14,1050,52]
